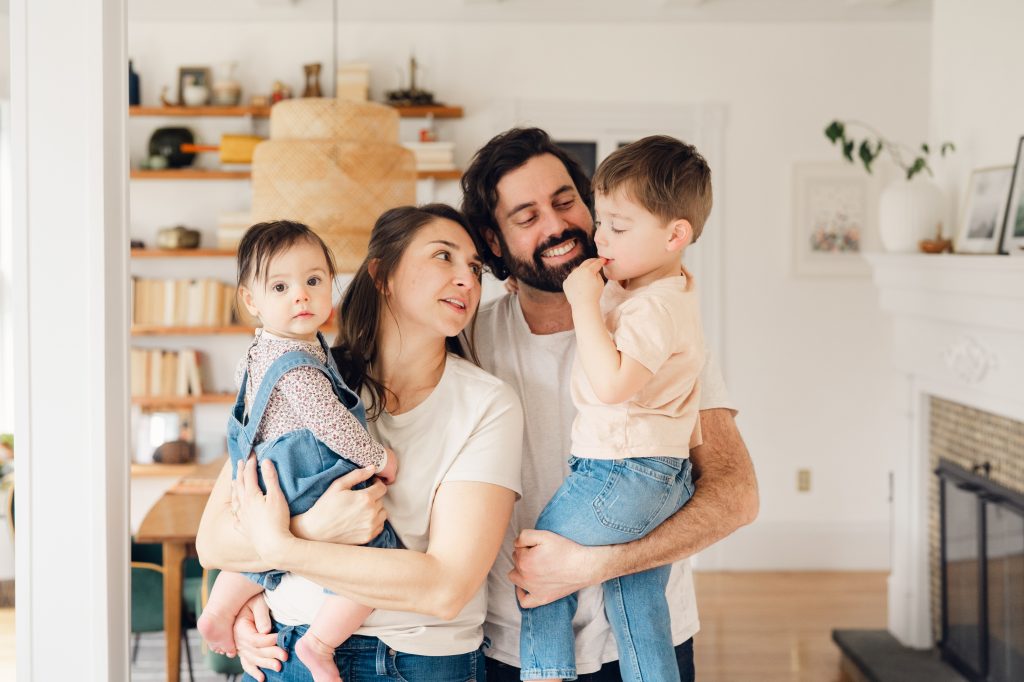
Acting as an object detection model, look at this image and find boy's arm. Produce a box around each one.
[511,407,758,607]
[564,259,653,404]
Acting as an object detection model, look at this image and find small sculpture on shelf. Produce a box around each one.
[385,55,438,107]
[211,61,242,106]
[302,63,322,98]
[156,225,202,250]
[270,80,293,104]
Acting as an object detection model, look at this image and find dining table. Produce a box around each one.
[135,456,226,682]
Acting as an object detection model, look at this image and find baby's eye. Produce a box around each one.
[272,283,287,293]
[307,276,322,286]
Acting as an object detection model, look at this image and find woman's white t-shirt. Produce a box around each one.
[263,354,524,656]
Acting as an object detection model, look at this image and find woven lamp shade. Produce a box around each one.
[251,99,415,272]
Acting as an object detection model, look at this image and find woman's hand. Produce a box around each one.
[232,456,295,564]
[233,594,287,682]
[292,465,388,545]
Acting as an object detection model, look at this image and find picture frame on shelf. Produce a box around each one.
[954,165,1013,254]
[1000,136,1024,254]
[177,65,211,106]
[791,162,877,277]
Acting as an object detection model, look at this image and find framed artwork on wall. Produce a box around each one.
[954,165,1013,254]
[1000,136,1024,254]
[791,162,877,276]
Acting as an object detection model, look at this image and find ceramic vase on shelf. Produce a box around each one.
[877,175,945,252]
[182,75,210,107]
[212,61,242,106]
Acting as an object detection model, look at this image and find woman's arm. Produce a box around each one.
[196,459,389,572]
[512,407,759,606]
[237,457,515,620]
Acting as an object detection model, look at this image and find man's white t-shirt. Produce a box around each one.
[264,354,524,656]
[473,293,735,674]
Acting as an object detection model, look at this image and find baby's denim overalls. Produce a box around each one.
[228,332,398,591]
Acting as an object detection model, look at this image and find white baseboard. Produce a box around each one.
[693,520,890,571]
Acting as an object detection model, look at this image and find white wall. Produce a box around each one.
[930,0,1024,214]
[126,18,931,569]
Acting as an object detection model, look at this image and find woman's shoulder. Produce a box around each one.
[445,355,521,410]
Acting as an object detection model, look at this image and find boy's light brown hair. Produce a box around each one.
[592,135,713,242]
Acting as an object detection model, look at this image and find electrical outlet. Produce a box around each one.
[797,468,811,492]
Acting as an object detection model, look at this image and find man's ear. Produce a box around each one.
[666,219,693,253]
[238,285,260,318]
[484,228,503,258]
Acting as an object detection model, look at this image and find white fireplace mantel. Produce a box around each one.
[866,253,1024,648]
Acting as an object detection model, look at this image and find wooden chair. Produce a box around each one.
[131,560,196,682]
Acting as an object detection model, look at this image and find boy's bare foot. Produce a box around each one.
[197,609,237,657]
[295,631,342,682]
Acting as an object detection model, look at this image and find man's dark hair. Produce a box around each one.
[460,128,593,279]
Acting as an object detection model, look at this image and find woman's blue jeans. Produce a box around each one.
[243,622,485,681]
[518,456,694,682]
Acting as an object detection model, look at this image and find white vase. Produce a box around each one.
[877,176,945,252]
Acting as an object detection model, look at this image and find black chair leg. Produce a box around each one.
[131,632,141,663]
[182,629,195,682]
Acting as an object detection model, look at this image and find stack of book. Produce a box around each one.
[131,277,243,327]
[130,348,204,398]
[217,211,252,250]
[402,141,456,172]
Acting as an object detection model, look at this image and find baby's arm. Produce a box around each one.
[276,367,393,476]
[564,259,654,404]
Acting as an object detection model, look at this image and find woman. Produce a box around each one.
[197,204,524,681]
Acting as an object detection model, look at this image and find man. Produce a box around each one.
[461,128,759,681]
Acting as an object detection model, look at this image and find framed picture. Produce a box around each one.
[1000,136,1024,254]
[792,162,877,276]
[177,65,211,106]
[955,165,1013,254]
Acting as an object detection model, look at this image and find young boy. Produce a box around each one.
[517,135,712,682]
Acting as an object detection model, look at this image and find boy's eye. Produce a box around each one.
[611,227,626,234]
[272,283,286,293]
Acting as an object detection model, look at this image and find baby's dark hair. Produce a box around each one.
[236,220,338,287]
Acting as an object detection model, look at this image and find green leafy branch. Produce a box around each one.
[824,120,955,181]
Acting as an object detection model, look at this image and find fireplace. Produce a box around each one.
[937,459,1024,681]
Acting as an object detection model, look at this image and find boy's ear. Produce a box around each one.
[665,219,693,253]
[238,285,260,318]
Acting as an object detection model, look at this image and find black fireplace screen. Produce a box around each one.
[938,460,1024,682]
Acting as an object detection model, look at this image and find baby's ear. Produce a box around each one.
[237,285,259,317]
[666,219,693,252]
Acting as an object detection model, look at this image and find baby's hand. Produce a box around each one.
[563,258,607,308]
[376,447,398,485]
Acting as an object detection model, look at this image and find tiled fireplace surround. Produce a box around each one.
[867,254,1024,650]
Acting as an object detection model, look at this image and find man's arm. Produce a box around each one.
[512,407,758,606]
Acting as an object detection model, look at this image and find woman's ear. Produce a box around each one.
[666,219,693,253]
[367,258,386,294]
[238,285,260,318]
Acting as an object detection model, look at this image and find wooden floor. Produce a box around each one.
[694,571,887,681]
[0,572,885,680]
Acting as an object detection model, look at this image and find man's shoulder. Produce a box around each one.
[476,293,516,326]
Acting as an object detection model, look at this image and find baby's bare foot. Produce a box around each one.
[197,610,237,657]
[295,632,342,682]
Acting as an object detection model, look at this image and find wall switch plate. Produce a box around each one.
[797,468,811,492]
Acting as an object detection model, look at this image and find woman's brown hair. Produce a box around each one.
[332,204,485,420]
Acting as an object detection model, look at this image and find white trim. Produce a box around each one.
[0,101,12,434]
[490,98,728,369]
[13,1,130,678]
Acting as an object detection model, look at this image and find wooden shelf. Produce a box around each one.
[131,248,236,258]
[131,168,250,180]
[131,462,199,478]
[129,104,463,119]
[132,325,254,336]
[131,168,458,181]
[389,105,463,118]
[132,393,236,408]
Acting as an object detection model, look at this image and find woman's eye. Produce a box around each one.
[471,263,483,277]
[272,283,286,293]
[434,250,451,261]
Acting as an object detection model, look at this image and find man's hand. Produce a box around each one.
[292,465,387,545]
[509,529,611,607]
[233,594,287,682]
[562,258,606,309]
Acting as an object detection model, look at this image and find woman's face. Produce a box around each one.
[384,218,484,341]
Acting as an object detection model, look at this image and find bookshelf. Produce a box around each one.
[131,248,236,258]
[128,104,463,119]
[131,168,461,181]
[131,325,254,336]
[132,393,236,408]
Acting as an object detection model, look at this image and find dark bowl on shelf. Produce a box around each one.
[148,127,196,168]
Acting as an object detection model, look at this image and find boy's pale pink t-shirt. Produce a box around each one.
[570,271,705,459]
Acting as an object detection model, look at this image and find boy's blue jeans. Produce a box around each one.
[518,456,694,682]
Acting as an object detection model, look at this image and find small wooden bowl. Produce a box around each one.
[919,238,953,254]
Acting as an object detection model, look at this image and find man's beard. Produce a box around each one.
[496,227,598,293]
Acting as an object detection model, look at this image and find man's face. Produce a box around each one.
[489,153,597,293]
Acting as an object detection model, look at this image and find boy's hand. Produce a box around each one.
[563,258,607,308]
[377,447,398,485]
